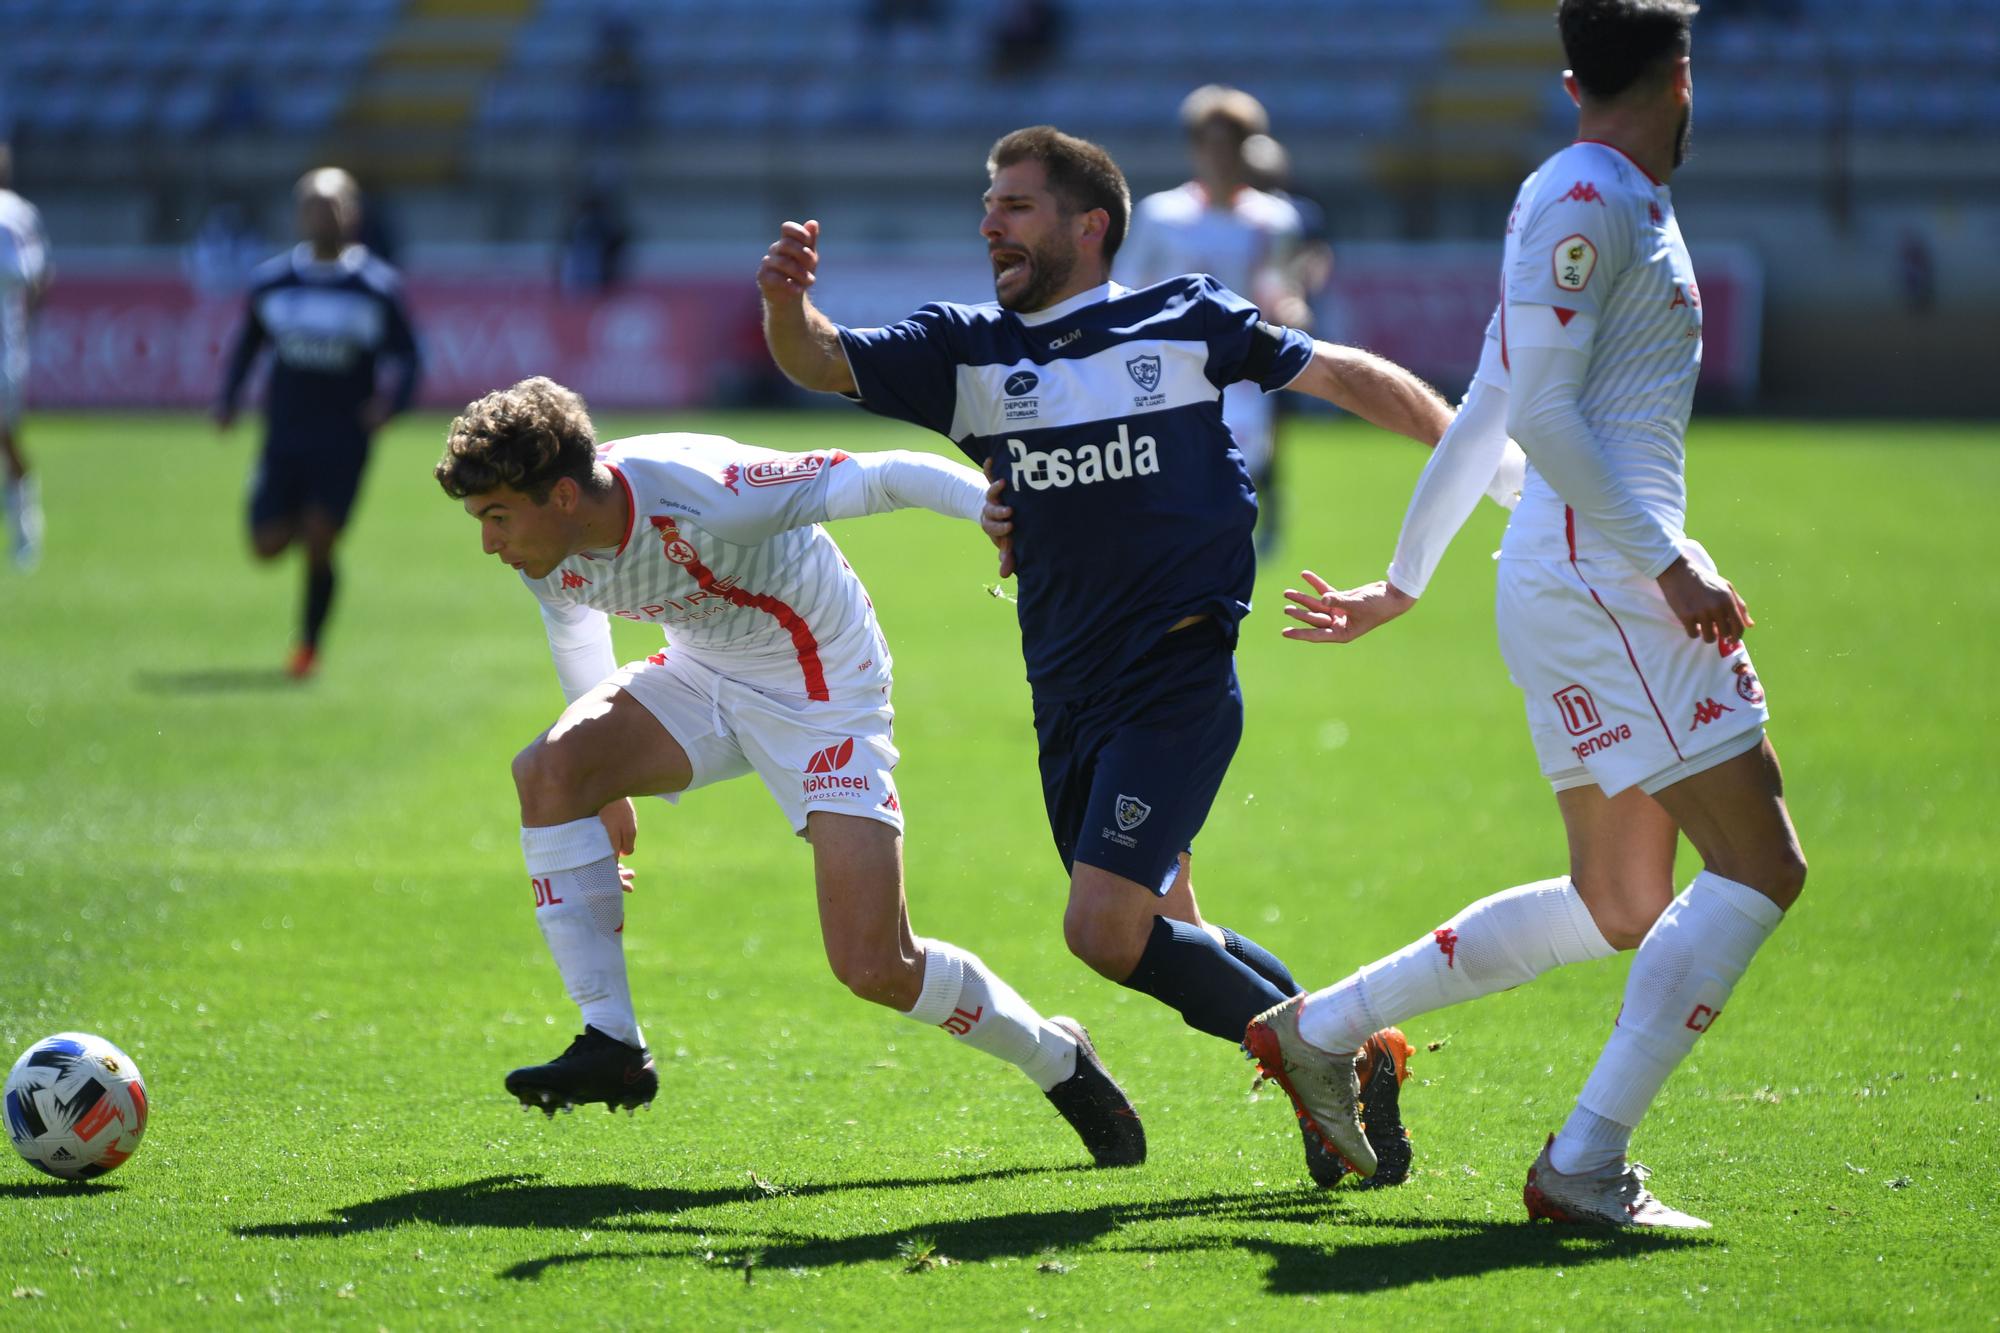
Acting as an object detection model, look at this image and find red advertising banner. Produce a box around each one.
[25,273,764,411]
[23,246,1759,410]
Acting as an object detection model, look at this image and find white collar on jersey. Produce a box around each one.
[1014,280,1129,327]
[290,243,370,277]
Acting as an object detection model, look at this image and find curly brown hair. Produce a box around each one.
[434,377,599,502]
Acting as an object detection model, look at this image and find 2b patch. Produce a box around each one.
[1553,234,1598,292]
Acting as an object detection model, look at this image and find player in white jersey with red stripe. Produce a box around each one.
[434,377,1146,1167]
[1245,0,1807,1229]
[0,142,50,570]
[1116,86,1308,555]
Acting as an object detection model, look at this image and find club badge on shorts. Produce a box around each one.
[1115,795,1152,832]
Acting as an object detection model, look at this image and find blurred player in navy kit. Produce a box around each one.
[760,125,1470,1186]
[217,167,421,679]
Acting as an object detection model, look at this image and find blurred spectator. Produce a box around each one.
[581,14,642,140]
[867,0,940,30]
[989,0,1066,78]
[558,187,631,295]
[210,71,265,134]
[1898,228,1935,314]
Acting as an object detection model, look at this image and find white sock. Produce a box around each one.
[902,938,1077,1091]
[521,817,643,1049]
[1550,870,1785,1175]
[1298,876,1615,1054]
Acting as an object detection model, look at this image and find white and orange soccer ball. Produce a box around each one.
[4,1033,149,1180]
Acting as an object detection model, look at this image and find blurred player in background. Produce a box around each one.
[760,125,1464,1186]
[1117,87,1310,555]
[1248,0,1807,1229]
[0,141,50,571]
[435,378,1146,1168]
[217,167,421,679]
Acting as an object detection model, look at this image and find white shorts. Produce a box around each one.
[606,650,903,836]
[1496,549,1771,798]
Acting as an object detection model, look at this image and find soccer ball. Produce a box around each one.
[4,1033,149,1180]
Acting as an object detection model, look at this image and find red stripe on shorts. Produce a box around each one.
[1566,506,1684,762]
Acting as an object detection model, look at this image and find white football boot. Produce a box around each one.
[1523,1134,1711,1229]
[5,474,41,570]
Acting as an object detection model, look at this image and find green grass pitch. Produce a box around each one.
[1,410,1994,1328]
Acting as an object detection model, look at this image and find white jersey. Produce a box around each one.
[527,433,982,703]
[1495,141,1701,566]
[1118,181,1303,307]
[0,188,49,381]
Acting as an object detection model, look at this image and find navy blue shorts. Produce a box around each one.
[1032,618,1243,896]
[248,436,372,531]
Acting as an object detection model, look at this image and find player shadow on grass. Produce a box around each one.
[496,1189,1708,1290]
[0,1182,124,1197]
[233,1165,1075,1241]
[133,667,298,694]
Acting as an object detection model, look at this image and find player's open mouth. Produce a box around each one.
[990,249,1029,285]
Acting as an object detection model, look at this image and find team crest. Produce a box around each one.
[1733,661,1764,705]
[1114,794,1152,832]
[1124,355,1162,393]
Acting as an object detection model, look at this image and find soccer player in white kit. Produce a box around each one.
[0,141,50,570]
[1117,86,1308,555]
[1244,0,1807,1227]
[435,377,1146,1167]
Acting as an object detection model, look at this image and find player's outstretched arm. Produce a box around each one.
[757,219,857,395]
[1285,342,1452,447]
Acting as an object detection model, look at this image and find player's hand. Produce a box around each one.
[1281,572,1415,644]
[618,864,636,893]
[980,458,1015,578]
[598,798,638,857]
[1656,555,1753,644]
[757,219,822,303]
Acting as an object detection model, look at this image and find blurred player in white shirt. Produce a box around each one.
[0,142,50,570]
[1246,0,1806,1229]
[433,377,1145,1167]
[1118,86,1308,555]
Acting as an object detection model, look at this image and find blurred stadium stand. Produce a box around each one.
[1,0,1994,412]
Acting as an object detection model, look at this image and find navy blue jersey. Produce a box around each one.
[218,244,421,446]
[839,276,1313,700]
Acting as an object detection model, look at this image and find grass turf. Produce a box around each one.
[1,411,1994,1329]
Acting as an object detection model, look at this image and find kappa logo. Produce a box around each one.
[721,463,741,495]
[745,451,847,488]
[1114,794,1151,832]
[1125,354,1162,392]
[1434,927,1459,969]
[1733,661,1765,705]
[880,789,900,814]
[560,569,590,590]
[1649,201,1664,225]
[1003,369,1040,396]
[805,737,856,773]
[1689,697,1735,729]
[1561,181,1605,205]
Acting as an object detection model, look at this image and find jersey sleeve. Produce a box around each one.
[1196,276,1314,391]
[533,587,616,704]
[836,304,962,438]
[1504,181,1637,348]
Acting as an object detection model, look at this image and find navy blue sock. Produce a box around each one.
[1221,927,1302,997]
[1120,916,1288,1042]
[303,561,336,650]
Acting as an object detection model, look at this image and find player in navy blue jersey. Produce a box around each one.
[760,126,1452,1185]
[217,168,421,679]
